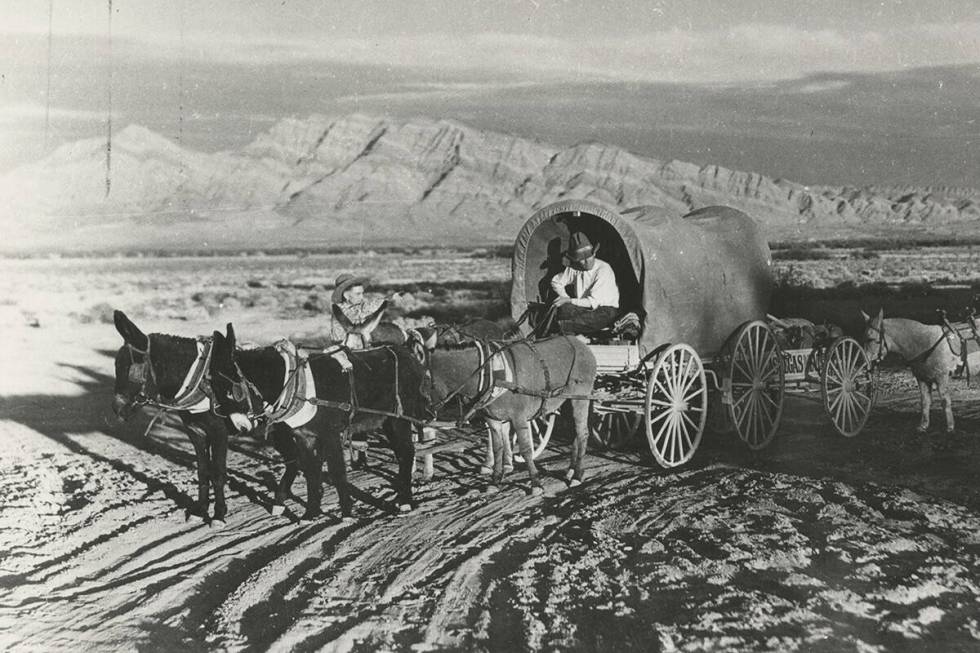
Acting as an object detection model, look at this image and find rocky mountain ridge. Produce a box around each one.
[2,113,978,251]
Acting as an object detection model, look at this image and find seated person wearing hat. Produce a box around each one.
[330,273,387,348]
[549,232,619,335]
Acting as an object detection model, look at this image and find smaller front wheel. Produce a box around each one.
[644,343,707,468]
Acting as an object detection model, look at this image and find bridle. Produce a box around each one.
[121,336,216,416]
[123,340,162,410]
[865,321,889,366]
[213,361,264,421]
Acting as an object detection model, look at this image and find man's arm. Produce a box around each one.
[550,268,572,299]
[571,263,618,309]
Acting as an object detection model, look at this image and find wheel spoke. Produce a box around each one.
[833,390,847,425]
[732,388,752,409]
[649,408,672,426]
[829,385,845,414]
[684,384,705,404]
[757,391,775,423]
[759,390,780,411]
[679,416,695,454]
[843,394,857,431]
[760,351,781,379]
[852,389,872,408]
[680,362,700,397]
[733,357,753,382]
[680,410,698,433]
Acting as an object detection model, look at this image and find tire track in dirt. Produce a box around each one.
[3,325,980,650]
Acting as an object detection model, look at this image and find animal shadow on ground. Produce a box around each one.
[0,361,288,521]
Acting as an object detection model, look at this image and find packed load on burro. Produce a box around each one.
[510,199,878,468]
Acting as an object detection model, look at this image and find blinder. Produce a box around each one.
[129,361,149,385]
[231,381,248,403]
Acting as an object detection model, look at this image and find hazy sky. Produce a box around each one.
[2,0,979,185]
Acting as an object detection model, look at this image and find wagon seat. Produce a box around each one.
[510,200,644,344]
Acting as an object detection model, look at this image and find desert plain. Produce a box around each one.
[1,245,980,651]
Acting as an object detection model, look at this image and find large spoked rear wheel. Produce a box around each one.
[644,343,708,468]
[511,412,557,462]
[589,403,642,450]
[726,321,785,450]
[822,336,876,437]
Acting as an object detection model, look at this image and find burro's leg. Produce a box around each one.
[481,426,494,475]
[513,421,544,495]
[565,399,590,486]
[500,422,514,474]
[321,425,353,520]
[388,419,416,513]
[916,379,932,433]
[184,423,211,520]
[271,425,298,516]
[481,422,514,475]
[209,425,229,522]
[295,431,323,522]
[485,419,508,492]
[937,374,955,434]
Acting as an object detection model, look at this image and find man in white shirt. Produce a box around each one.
[548,232,620,335]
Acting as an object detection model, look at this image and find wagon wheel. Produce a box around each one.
[644,343,707,468]
[821,336,876,437]
[511,412,557,462]
[726,320,785,450]
[589,402,642,450]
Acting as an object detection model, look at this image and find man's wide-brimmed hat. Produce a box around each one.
[565,232,598,262]
[332,273,370,304]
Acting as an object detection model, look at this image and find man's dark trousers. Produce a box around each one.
[555,304,619,335]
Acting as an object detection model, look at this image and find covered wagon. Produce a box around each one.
[508,197,877,469]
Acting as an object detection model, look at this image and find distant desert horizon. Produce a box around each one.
[2,112,977,254]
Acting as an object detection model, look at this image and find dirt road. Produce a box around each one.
[1,322,980,651]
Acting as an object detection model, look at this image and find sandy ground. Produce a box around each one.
[1,316,980,652]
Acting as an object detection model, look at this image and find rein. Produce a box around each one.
[223,344,421,434]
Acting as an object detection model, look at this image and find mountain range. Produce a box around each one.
[2,113,978,252]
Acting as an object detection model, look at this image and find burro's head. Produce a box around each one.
[210,323,255,434]
[860,308,886,363]
[111,309,151,422]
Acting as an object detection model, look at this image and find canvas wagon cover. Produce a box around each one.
[510,199,773,356]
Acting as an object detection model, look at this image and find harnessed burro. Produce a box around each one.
[220,340,430,449]
[427,337,595,426]
[423,334,598,493]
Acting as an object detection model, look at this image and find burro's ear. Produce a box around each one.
[860,310,870,324]
[226,323,237,348]
[875,307,884,322]
[114,309,148,350]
